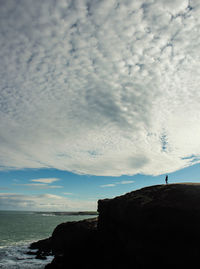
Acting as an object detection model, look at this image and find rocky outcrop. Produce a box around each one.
[30,237,52,252]
[98,183,200,268]
[50,217,97,255]
[29,237,52,259]
[29,183,200,268]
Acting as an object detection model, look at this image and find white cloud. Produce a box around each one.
[0,193,97,211]
[31,178,60,184]
[15,183,63,189]
[100,180,134,187]
[0,0,200,176]
[13,178,62,189]
[100,184,116,188]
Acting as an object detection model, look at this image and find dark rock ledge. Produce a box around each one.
[29,183,200,268]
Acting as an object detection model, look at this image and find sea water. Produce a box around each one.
[0,211,95,269]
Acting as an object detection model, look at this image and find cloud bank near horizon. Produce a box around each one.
[0,193,96,211]
[0,0,200,176]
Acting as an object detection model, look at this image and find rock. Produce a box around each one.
[30,237,52,251]
[98,183,200,268]
[51,217,98,255]
[29,183,200,268]
[29,237,52,257]
[35,253,47,260]
[47,217,100,268]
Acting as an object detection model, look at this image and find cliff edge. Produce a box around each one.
[30,183,200,268]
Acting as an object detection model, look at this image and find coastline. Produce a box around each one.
[0,211,97,268]
[0,242,53,269]
[34,211,98,216]
[29,184,200,269]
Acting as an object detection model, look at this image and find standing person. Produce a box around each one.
[165,175,168,184]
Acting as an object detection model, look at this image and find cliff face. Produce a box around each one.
[30,184,200,268]
[98,183,200,267]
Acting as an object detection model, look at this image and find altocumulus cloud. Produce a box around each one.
[13,177,62,189]
[31,178,60,184]
[0,0,200,176]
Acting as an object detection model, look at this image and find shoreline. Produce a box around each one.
[34,211,98,216]
[0,242,53,269]
[29,184,200,268]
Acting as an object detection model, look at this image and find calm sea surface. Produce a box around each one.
[0,211,96,268]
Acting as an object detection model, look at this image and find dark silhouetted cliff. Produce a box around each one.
[30,184,200,268]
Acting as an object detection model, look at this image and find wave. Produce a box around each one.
[0,243,53,269]
[40,214,55,217]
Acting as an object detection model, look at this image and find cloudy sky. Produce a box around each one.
[0,0,200,210]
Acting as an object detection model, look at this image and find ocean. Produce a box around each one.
[0,211,96,269]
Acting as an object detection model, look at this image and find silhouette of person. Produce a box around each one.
[165,175,168,184]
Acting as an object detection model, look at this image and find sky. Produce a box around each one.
[0,0,200,211]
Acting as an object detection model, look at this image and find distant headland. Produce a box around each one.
[35,211,98,216]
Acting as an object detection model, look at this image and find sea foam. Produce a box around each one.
[0,244,53,269]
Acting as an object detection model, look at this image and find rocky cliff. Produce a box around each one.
[30,183,200,268]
